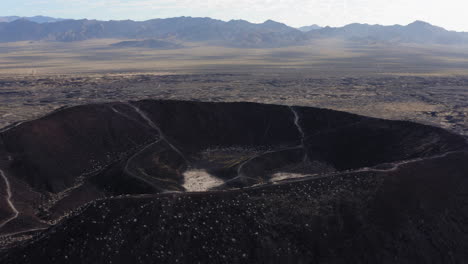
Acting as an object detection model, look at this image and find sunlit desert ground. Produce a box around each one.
[0,39,467,137]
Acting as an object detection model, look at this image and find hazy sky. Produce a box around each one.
[2,0,468,31]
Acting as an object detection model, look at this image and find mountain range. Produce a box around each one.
[311,21,468,45]
[0,16,467,47]
[0,15,66,23]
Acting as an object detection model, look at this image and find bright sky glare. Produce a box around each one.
[2,0,468,31]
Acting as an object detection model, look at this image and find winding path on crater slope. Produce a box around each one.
[127,103,188,163]
[232,106,308,184]
[123,139,184,189]
[289,106,308,162]
[0,169,19,229]
[111,104,187,189]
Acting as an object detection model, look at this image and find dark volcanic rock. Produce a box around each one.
[2,152,468,264]
[0,100,467,263]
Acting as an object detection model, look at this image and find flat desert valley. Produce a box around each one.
[1,39,467,136]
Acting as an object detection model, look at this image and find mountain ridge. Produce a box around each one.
[298,24,322,32]
[0,16,467,47]
[0,15,67,23]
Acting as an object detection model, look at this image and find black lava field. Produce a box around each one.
[0,100,467,263]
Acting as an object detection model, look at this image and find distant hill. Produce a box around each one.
[0,15,66,23]
[0,17,467,47]
[298,25,322,32]
[111,39,183,49]
[310,21,468,45]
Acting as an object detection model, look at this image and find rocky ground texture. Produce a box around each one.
[0,73,466,136]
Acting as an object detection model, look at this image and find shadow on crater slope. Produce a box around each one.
[0,100,467,263]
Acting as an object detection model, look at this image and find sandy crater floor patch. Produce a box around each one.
[182,169,225,192]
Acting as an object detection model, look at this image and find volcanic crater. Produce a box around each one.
[0,100,467,263]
